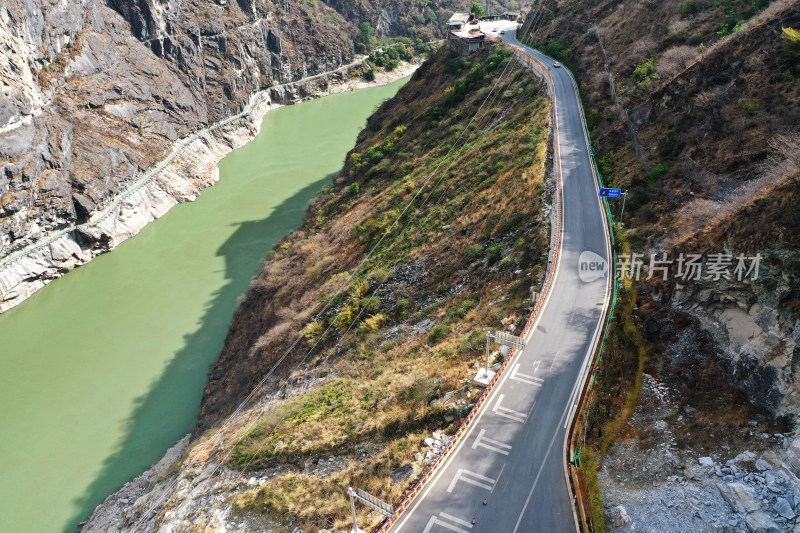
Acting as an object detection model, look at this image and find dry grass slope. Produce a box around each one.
[189,45,553,531]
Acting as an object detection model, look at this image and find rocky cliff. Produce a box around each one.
[522,0,800,528]
[0,0,470,312]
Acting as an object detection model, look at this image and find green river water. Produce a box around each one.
[0,78,406,533]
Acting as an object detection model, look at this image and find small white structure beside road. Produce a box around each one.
[446,13,519,55]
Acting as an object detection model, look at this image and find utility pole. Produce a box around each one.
[619,190,629,225]
[349,488,359,533]
[485,331,492,373]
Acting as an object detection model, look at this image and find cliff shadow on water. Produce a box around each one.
[66,174,335,533]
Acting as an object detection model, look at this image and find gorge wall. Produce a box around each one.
[0,0,462,311]
[522,0,800,528]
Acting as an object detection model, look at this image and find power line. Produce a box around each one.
[130,6,554,529]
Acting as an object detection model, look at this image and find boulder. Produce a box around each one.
[390,463,414,483]
[774,497,795,519]
[765,471,783,493]
[610,505,632,528]
[755,458,771,471]
[718,482,760,513]
[734,451,756,463]
[699,456,714,467]
[744,512,780,533]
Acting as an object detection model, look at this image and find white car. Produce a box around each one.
[553,61,561,68]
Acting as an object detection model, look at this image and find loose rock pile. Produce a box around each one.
[601,375,800,533]
[415,431,454,465]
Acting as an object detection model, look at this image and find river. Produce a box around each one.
[0,78,406,533]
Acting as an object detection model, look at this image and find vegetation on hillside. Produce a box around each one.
[191,45,553,531]
[523,0,800,528]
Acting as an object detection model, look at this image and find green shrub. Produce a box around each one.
[359,313,388,333]
[647,163,666,180]
[485,243,504,263]
[358,22,374,52]
[349,279,370,299]
[470,1,487,18]
[544,41,566,61]
[303,321,324,340]
[446,299,475,322]
[400,378,439,405]
[741,99,759,115]
[336,304,359,331]
[681,0,696,17]
[457,330,485,356]
[782,27,800,61]
[349,182,360,195]
[646,163,666,191]
[364,68,376,82]
[631,59,658,85]
[395,298,412,314]
[445,56,468,74]
[362,295,380,313]
[467,244,484,258]
[688,34,704,46]
[369,267,392,284]
[428,324,450,344]
[582,449,606,533]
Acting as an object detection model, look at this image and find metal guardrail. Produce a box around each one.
[375,42,565,533]
[541,52,618,533]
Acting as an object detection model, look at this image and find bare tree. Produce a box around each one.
[656,46,697,77]
[693,85,729,111]
[626,38,658,66]
[668,18,691,35]
[767,131,800,180]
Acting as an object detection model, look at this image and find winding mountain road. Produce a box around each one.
[385,33,613,533]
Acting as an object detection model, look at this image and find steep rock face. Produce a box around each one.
[523,0,800,525]
[0,0,353,259]
[0,0,473,311]
[527,0,800,415]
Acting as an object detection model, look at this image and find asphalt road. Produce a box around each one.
[386,34,612,533]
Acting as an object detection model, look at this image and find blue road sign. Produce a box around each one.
[599,188,622,198]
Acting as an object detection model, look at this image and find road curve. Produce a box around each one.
[385,34,613,533]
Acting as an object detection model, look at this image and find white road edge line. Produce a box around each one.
[390,36,568,533]
[506,40,613,533]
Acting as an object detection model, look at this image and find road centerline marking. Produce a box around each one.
[492,463,506,493]
[550,349,560,370]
